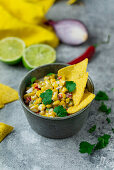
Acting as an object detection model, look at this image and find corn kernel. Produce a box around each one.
[53,100,60,106]
[62,93,66,99]
[50,79,56,84]
[36,90,42,97]
[34,97,42,104]
[44,76,49,80]
[38,104,46,111]
[50,74,55,79]
[61,87,67,93]
[68,101,73,107]
[46,104,52,109]
[30,105,38,112]
[40,111,45,115]
[31,95,37,101]
[24,92,35,99]
[60,101,66,107]
[66,98,70,103]
[41,86,46,92]
[52,92,58,101]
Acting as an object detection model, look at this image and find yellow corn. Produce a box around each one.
[50,74,55,79]
[30,105,38,112]
[45,112,56,117]
[24,92,35,99]
[62,93,66,99]
[68,101,73,107]
[38,104,46,111]
[60,101,66,107]
[34,97,42,104]
[31,95,37,101]
[44,76,49,81]
[52,92,58,101]
[40,111,45,116]
[41,86,46,92]
[52,89,58,93]
[53,100,60,106]
[50,79,56,84]
[61,87,67,93]
[66,98,70,104]
[36,90,42,97]
[46,104,52,109]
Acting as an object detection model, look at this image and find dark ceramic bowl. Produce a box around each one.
[19,63,94,139]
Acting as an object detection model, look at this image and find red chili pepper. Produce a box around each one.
[25,97,31,104]
[58,93,63,99]
[58,76,62,80]
[67,45,95,65]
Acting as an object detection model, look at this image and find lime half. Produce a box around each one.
[22,44,56,70]
[0,37,25,65]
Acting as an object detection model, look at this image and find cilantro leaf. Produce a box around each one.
[99,102,111,115]
[66,81,76,92]
[31,77,37,84]
[112,128,114,133]
[47,73,55,76]
[40,89,52,105]
[54,106,68,117]
[79,141,95,154]
[88,125,96,133]
[95,91,109,100]
[106,117,111,124]
[111,88,114,91]
[95,134,111,150]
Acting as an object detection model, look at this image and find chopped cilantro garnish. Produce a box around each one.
[112,128,114,133]
[95,134,111,150]
[95,91,109,100]
[106,117,111,124]
[79,141,95,154]
[99,102,111,115]
[47,73,55,76]
[88,125,96,133]
[66,81,76,92]
[31,77,37,84]
[40,89,52,105]
[111,88,114,91]
[54,106,68,117]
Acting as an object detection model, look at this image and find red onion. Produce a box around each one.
[45,19,88,45]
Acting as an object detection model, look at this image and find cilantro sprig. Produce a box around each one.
[40,89,53,105]
[94,134,111,150]
[106,117,111,124]
[99,102,111,115]
[79,134,111,154]
[88,125,96,133]
[66,81,76,92]
[79,142,95,154]
[31,77,37,84]
[95,91,109,100]
[54,106,68,117]
[47,73,55,76]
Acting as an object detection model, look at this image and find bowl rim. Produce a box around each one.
[19,63,94,121]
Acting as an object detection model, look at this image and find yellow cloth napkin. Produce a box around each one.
[0,0,59,47]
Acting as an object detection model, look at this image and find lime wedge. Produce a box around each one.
[0,37,25,65]
[22,44,56,70]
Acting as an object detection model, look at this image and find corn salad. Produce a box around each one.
[24,73,74,117]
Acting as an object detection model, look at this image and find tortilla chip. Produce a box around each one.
[0,122,14,142]
[73,72,88,105]
[58,58,88,81]
[67,91,95,114]
[0,84,19,105]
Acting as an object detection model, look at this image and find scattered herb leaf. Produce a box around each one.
[40,89,52,105]
[106,117,111,124]
[95,134,111,150]
[31,77,37,84]
[47,73,55,76]
[79,141,95,154]
[111,88,114,91]
[112,128,114,133]
[88,125,96,133]
[54,106,68,117]
[99,102,111,115]
[66,81,76,92]
[95,91,109,101]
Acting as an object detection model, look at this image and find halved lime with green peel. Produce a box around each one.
[0,37,25,65]
[22,44,56,70]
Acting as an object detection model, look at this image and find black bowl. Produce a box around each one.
[19,63,94,139]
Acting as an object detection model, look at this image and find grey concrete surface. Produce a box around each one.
[0,0,114,169]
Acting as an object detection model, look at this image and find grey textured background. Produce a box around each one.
[0,0,114,169]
